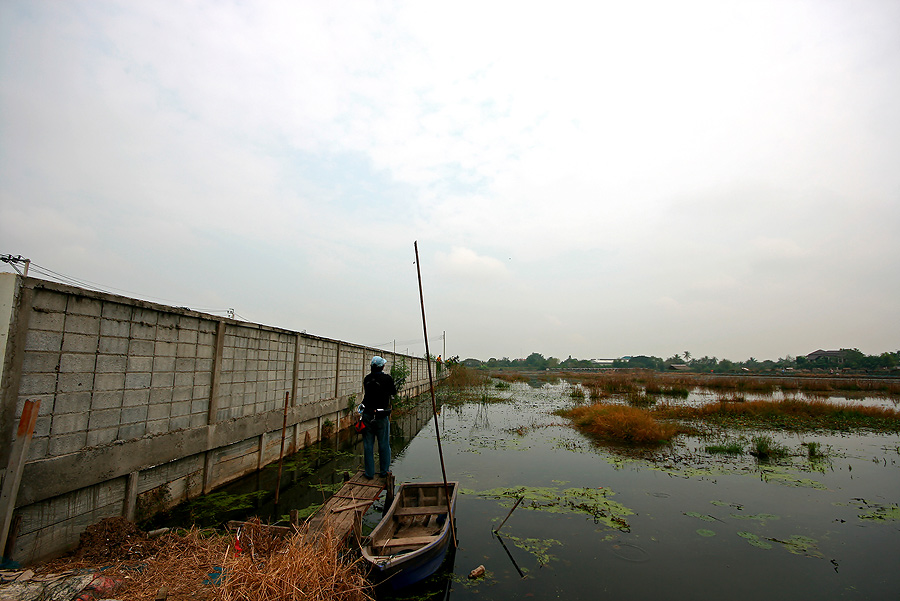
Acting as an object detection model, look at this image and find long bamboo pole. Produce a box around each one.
[414,241,457,549]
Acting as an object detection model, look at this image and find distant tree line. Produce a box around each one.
[463,349,900,373]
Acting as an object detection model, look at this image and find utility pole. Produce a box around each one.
[443,331,446,359]
[1,255,30,276]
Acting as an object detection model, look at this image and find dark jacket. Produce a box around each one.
[362,370,397,417]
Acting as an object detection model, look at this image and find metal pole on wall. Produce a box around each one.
[413,241,457,548]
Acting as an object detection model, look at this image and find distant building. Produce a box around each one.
[806,349,846,364]
[668,363,690,371]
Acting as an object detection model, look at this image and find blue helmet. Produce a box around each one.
[371,356,386,368]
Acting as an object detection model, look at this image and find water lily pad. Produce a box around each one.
[696,529,717,537]
[731,513,780,522]
[769,535,823,558]
[683,511,717,522]
[737,531,773,549]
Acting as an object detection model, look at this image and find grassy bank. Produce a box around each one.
[653,398,900,431]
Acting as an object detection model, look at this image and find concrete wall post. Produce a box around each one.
[123,471,139,521]
[334,342,341,399]
[207,321,226,426]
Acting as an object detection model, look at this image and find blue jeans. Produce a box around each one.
[363,417,391,478]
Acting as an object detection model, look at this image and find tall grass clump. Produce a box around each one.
[749,435,790,460]
[804,441,827,458]
[443,364,491,388]
[558,403,678,445]
[625,391,656,408]
[580,373,640,395]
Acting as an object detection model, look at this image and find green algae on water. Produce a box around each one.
[477,485,634,531]
[858,503,900,521]
[502,533,562,566]
[759,467,828,489]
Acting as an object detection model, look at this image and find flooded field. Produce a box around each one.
[378,379,899,600]
[158,377,899,600]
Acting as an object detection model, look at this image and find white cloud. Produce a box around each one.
[435,247,508,281]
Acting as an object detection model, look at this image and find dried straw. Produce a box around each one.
[36,522,372,601]
[217,524,372,601]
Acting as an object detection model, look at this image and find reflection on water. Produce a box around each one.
[378,380,900,601]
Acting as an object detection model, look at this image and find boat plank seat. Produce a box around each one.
[393,505,449,517]
[379,535,441,549]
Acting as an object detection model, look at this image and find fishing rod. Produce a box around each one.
[414,241,457,549]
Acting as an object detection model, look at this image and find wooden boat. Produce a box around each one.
[361,481,459,589]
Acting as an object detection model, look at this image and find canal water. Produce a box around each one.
[160,379,900,600]
[378,380,899,601]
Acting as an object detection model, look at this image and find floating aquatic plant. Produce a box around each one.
[502,533,562,566]
[477,485,634,532]
[737,531,773,549]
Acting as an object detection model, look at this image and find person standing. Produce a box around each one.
[361,356,397,479]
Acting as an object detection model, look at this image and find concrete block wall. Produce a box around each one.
[0,274,446,564]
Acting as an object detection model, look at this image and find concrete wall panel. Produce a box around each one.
[0,276,444,564]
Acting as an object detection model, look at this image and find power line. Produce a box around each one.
[366,336,444,349]
[1,254,251,321]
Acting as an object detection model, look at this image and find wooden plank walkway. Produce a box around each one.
[226,471,392,548]
[304,471,392,545]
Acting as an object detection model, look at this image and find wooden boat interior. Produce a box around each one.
[370,483,454,556]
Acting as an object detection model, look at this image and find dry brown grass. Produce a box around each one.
[37,521,371,601]
[218,525,371,601]
[443,364,493,387]
[558,403,679,445]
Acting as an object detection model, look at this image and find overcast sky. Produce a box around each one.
[2,1,898,363]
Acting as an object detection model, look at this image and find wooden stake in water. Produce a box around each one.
[414,241,457,549]
[493,495,524,533]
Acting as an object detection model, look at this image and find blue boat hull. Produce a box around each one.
[361,481,459,590]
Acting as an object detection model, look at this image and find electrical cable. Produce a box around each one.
[2,256,249,320]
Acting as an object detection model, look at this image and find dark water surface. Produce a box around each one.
[162,380,899,600]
